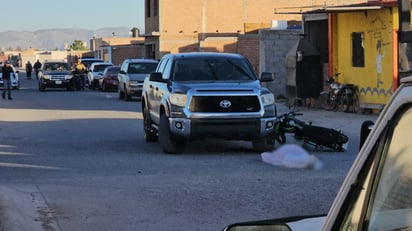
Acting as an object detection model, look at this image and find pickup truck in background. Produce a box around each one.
[141,52,276,154]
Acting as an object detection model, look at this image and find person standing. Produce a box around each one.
[25,61,33,79]
[33,59,42,79]
[2,61,13,100]
[74,59,87,90]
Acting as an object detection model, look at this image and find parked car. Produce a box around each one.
[79,58,104,86]
[118,58,158,101]
[0,62,20,89]
[223,75,412,230]
[38,60,73,91]
[79,58,104,70]
[87,62,113,89]
[98,65,120,92]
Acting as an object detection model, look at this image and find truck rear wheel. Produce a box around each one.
[159,114,186,154]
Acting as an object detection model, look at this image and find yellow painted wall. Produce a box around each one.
[333,8,394,108]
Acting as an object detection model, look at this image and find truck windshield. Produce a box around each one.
[172,57,256,81]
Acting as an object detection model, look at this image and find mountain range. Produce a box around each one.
[0,27,137,51]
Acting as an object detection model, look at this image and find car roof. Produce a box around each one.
[80,58,103,61]
[90,62,113,67]
[106,65,120,69]
[164,52,244,60]
[0,64,17,70]
[126,59,158,63]
[43,60,68,63]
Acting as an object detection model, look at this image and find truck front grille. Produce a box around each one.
[189,96,261,113]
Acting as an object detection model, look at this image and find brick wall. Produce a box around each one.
[237,35,260,74]
[111,46,145,65]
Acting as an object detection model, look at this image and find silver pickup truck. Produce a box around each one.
[141,52,276,154]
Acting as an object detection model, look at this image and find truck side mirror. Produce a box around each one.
[359,120,374,150]
[149,72,165,82]
[260,72,275,82]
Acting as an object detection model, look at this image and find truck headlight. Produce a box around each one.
[43,75,51,80]
[170,93,187,107]
[128,81,139,87]
[261,93,275,106]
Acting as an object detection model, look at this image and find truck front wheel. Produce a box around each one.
[252,135,275,152]
[143,107,158,142]
[159,114,186,154]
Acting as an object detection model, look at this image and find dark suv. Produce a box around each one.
[38,60,73,91]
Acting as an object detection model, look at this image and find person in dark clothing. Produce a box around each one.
[26,61,33,79]
[33,59,42,79]
[2,61,13,100]
[74,59,87,90]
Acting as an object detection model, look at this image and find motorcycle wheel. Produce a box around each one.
[339,92,351,112]
[352,92,360,113]
[319,92,335,111]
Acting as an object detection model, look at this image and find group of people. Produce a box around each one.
[25,59,42,79]
[2,59,88,100]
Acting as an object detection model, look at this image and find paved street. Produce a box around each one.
[0,73,378,231]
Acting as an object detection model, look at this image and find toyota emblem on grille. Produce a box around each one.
[219,99,232,108]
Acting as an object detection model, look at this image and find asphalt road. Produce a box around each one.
[0,73,378,231]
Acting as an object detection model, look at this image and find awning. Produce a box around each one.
[275,6,383,15]
[274,1,399,15]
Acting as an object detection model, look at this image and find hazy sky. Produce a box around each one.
[1,0,144,32]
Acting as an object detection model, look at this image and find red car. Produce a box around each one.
[98,66,120,92]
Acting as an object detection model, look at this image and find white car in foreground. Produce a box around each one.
[224,75,412,231]
[0,63,20,89]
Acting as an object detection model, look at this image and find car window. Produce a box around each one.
[172,57,256,81]
[338,105,412,230]
[43,63,70,71]
[81,59,104,69]
[367,106,412,230]
[128,62,157,74]
[94,64,112,72]
[106,67,120,75]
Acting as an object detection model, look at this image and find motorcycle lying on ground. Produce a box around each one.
[274,107,349,151]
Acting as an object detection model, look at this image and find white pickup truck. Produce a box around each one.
[224,76,412,230]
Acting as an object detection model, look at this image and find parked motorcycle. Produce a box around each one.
[274,107,349,151]
[319,73,359,113]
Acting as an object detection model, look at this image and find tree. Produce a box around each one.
[70,40,88,50]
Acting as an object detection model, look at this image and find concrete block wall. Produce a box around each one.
[259,29,301,99]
